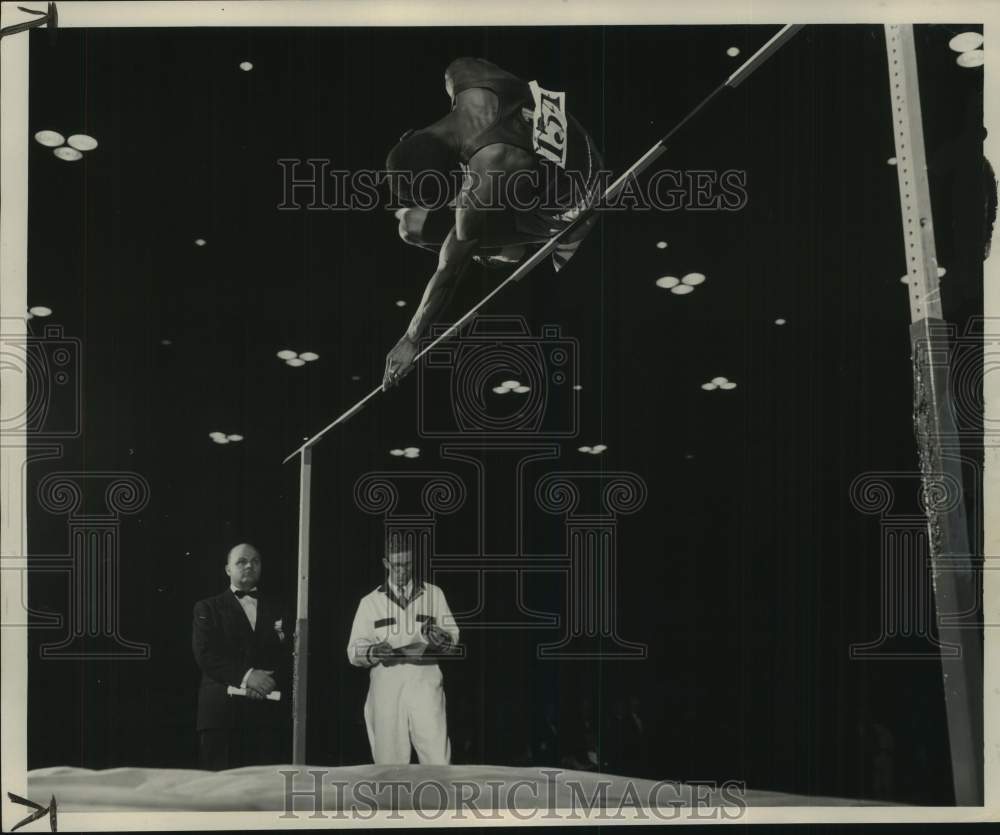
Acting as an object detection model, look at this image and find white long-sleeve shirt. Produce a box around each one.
[347,580,459,668]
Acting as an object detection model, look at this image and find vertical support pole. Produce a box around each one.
[884,24,983,805]
[0,18,30,814]
[292,447,312,765]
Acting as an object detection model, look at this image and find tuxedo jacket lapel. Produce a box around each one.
[255,596,269,642]
[222,589,254,639]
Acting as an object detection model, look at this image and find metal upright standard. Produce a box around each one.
[292,447,312,764]
[884,24,982,805]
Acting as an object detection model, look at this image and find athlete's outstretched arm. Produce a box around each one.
[382,227,478,390]
[382,151,506,390]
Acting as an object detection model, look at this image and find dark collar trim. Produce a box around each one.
[378,581,425,610]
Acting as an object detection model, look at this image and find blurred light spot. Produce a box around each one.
[937,266,946,277]
[403,450,420,459]
[28,306,52,317]
[701,382,717,390]
[26,313,34,320]
[578,446,592,453]
[726,46,740,57]
[513,385,530,394]
[721,382,738,390]
[573,384,583,391]
[591,444,607,454]
[194,238,207,246]
[160,338,173,345]
[681,272,706,286]
[227,434,244,442]
[775,318,786,326]
[670,285,695,295]
[711,376,728,385]
[655,276,679,289]
[277,349,297,360]
[299,351,319,361]
[887,157,897,165]
[389,449,404,457]
[404,447,420,455]
[395,300,406,307]
[949,32,983,52]
[213,436,230,444]
[501,380,521,389]
[239,61,254,71]
[209,432,226,440]
[655,241,668,250]
[957,49,984,68]
[351,374,361,381]
[900,274,910,284]
[34,130,64,147]
[286,358,306,367]
[67,134,98,152]
[54,147,82,161]
[492,386,509,394]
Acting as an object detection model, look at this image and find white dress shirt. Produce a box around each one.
[231,585,258,630]
[231,585,258,687]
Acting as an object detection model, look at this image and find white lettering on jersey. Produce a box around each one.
[529,80,568,169]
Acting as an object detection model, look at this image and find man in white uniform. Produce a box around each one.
[347,546,460,764]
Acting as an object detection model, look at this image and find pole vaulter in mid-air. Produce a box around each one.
[283,24,802,463]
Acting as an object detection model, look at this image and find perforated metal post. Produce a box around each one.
[292,446,312,764]
[884,24,982,805]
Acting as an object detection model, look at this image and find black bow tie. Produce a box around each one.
[234,589,258,600]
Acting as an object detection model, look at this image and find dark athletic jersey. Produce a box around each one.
[447,57,536,163]
[446,57,603,219]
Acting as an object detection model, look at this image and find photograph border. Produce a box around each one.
[1,0,997,827]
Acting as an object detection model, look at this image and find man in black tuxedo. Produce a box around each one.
[192,543,292,770]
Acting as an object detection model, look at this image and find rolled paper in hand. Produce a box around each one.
[227,686,281,701]
[391,641,427,658]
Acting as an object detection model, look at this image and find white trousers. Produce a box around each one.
[363,663,451,765]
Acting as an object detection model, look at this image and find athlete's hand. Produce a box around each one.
[383,335,418,391]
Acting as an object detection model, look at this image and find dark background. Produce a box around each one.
[24,23,987,804]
